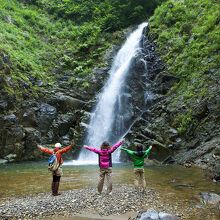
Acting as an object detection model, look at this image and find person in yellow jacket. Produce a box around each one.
[120,144,152,192]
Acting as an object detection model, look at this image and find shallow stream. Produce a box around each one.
[0,162,219,219]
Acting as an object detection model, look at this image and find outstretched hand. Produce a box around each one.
[83,145,88,148]
[37,144,42,149]
[149,145,152,149]
[121,138,125,142]
[70,142,75,148]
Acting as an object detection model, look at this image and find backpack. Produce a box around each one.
[48,153,59,171]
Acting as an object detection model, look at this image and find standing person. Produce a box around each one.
[120,144,152,192]
[37,142,74,196]
[83,138,125,195]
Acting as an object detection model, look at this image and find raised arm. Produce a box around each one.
[59,142,74,154]
[120,148,134,156]
[144,145,152,157]
[37,144,53,154]
[83,145,101,154]
[108,138,125,153]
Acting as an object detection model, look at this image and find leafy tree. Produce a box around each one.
[22,0,164,31]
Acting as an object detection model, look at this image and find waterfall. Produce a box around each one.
[67,22,148,165]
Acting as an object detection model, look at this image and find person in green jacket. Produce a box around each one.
[120,144,152,192]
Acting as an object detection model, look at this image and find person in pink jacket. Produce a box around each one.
[83,138,125,195]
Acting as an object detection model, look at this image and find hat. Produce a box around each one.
[54,143,62,148]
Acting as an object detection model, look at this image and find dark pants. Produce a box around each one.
[53,175,61,182]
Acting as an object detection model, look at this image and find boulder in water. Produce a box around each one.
[5,154,17,162]
[195,192,220,205]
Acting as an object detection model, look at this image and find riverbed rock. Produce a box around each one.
[196,192,220,205]
[4,153,16,162]
[136,208,177,220]
[0,159,7,164]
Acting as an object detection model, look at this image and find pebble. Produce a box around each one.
[0,184,218,219]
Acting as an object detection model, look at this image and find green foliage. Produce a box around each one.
[0,0,118,97]
[22,0,164,32]
[149,0,219,136]
[0,1,54,86]
[0,0,165,99]
[173,110,194,134]
[149,0,220,100]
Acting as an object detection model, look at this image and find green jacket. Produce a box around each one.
[121,147,151,168]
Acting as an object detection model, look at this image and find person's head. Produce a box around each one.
[136,144,143,151]
[101,141,110,150]
[54,143,62,149]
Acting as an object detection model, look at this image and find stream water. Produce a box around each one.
[0,162,219,219]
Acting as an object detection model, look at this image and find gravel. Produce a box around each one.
[0,184,215,219]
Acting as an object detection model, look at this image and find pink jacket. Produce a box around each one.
[85,141,122,168]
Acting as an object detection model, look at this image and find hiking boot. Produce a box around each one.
[52,182,56,196]
[53,182,61,196]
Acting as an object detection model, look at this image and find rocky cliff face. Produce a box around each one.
[122,26,220,182]
[0,24,219,183]
[0,88,86,162]
[0,50,110,162]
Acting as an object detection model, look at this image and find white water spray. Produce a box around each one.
[65,22,148,165]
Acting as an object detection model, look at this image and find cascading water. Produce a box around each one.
[67,22,148,165]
